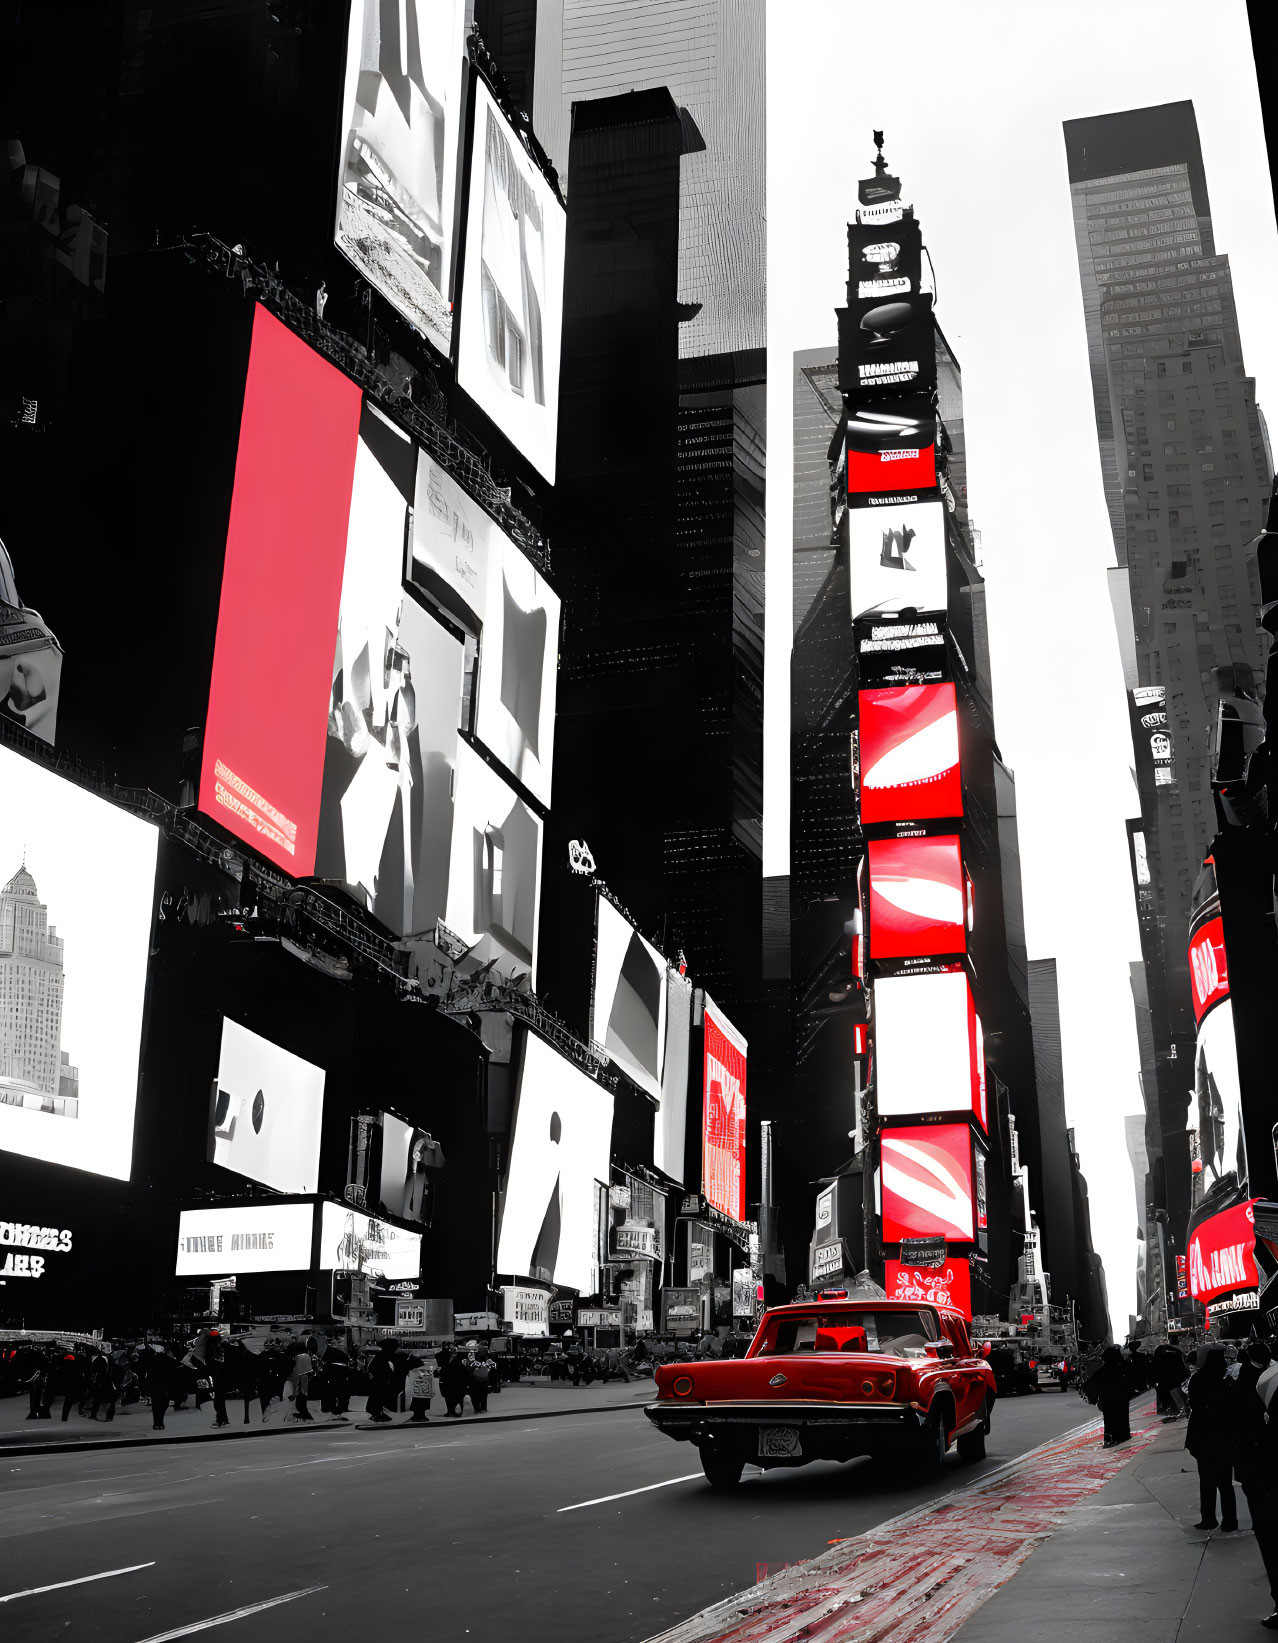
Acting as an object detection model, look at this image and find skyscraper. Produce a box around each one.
[0,862,72,1108]
[1065,101,1272,1273]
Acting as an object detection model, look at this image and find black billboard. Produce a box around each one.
[838,293,936,399]
[845,394,939,509]
[855,617,949,688]
[847,215,923,304]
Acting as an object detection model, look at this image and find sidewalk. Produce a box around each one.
[0,1374,653,1457]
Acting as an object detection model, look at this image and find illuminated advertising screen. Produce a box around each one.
[846,396,937,504]
[874,970,982,1126]
[591,896,668,1103]
[855,620,948,689]
[410,451,495,623]
[335,0,467,355]
[200,305,363,876]
[881,1124,974,1245]
[0,747,157,1182]
[1188,1196,1259,1306]
[314,407,465,938]
[0,538,62,746]
[849,499,947,620]
[867,835,964,959]
[884,1255,971,1320]
[1189,914,1230,1026]
[318,1200,423,1282]
[858,684,961,825]
[210,1019,325,1196]
[703,996,747,1223]
[496,1031,614,1294]
[847,216,922,301]
[656,967,692,1185]
[376,1114,441,1225]
[839,292,936,398]
[445,740,543,984]
[1196,1000,1247,1198]
[175,1203,316,1276]
[456,78,566,482]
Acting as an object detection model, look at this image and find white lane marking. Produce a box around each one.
[558,1474,703,1512]
[130,1585,328,1641]
[0,1562,156,1604]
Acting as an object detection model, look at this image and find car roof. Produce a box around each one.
[764,1298,961,1318]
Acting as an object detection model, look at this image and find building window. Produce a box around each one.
[1202,463,1215,472]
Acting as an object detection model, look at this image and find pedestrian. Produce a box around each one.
[290,1338,315,1422]
[1231,1339,1278,1629]
[1186,1347,1238,1532]
[366,1339,399,1423]
[46,1349,83,1423]
[438,1345,468,1417]
[324,1343,351,1416]
[1085,1345,1132,1447]
[22,1347,50,1420]
[256,1343,282,1423]
[468,1349,493,1414]
[86,1348,117,1422]
[404,1357,433,1423]
[566,1334,585,1387]
[206,1332,231,1428]
[147,1346,180,1432]
[1153,1338,1188,1422]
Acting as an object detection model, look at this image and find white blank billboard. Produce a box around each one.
[175,1203,316,1276]
[211,1019,325,1196]
[496,1031,614,1294]
[848,499,947,620]
[591,895,667,1103]
[874,969,974,1120]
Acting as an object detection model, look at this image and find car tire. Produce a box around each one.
[956,1415,987,1462]
[699,1441,744,1490]
[913,1409,948,1478]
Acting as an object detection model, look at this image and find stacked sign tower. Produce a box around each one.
[839,138,986,1321]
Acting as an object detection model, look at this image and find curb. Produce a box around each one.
[0,1396,650,1458]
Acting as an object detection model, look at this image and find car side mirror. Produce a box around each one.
[925,1339,954,1360]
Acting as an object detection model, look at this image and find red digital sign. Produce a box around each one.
[884,1256,971,1320]
[703,998,747,1224]
[200,305,362,875]
[1189,915,1230,1025]
[1188,1197,1259,1304]
[848,442,937,499]
[881,1124,974,1245]
[858,684,961,825]
[868,835,964,959]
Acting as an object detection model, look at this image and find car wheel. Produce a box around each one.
[699,1441,744,1490]
[913,1410,948,1477]
[956,1409,987,1462]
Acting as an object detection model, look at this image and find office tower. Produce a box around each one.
[0,862,68,1102]
[1066,100,1272,1269]
[1027,959,1080,1304]
[532,0,765,359]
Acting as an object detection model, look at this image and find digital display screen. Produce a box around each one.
[473,534,559,808]
[1188,1196,1259,1305]
[846,395,937,503]
[175,1203,316,1276]
[867,835,964,960]
[1189,914,1230,1026]
[200,305,362,876]
[318,1200,423,1281]
[0,540,62,747]
[1196,1000,1247,1198]
[703,996,747,1224]
[849,499,947,621]
[456,78,567,483]
[874,970,982,1126]
[410,450,496,623]
[335,0,467,355]
[0,746,157,1182]
[656,968,692,1186]
[445,739,544,985]
[591,896,668,1103]
[881,1123,974,1245]
[847,216,922,300]
[841,292,936,397]
[884,1255,971,1319]
[210,1019,325,1196]
[496,1031,614,1294]
[315,405,465,938]
[376,1112,438,1225]
[857,684,961,825]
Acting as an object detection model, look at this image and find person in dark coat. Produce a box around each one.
[86,1348,117,1422]
[1186,1347,1238,1531]
[1085,1345,1132,1447]
[366,1340,399,1422]
[146,1346,182,1432]
[438,1346,468,1417]
[1153,1340,1188,1421]
[23,1347,51,1419]
[1233,1340,1278,1627]
[323,1344,351,1416]
[468,1350,493,1414]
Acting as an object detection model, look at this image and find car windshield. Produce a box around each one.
[754,1309,936,1356]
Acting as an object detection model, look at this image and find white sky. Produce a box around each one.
[765,0,1278,1333]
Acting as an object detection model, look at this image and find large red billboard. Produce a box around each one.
[858,684,961,825]
[867,835,964,959]
[881,1123,974,1245]
[1189,914,1230,1026]
[1188,1197,1259,1305]
[703,997,747,1223]
[200,305,362,874]
[884,1255,971,1320]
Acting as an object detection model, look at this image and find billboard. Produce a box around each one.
[591,896,668,1103]
[1196,1000,1247,1198]
[200,305,363,876]
[210,1019,325,1196]
[849,499,947,620]
[656,967,693,1185]
[175,1203,315,1276]
[855,620,948,689]
[1188,1196,1259,1306]
[376,1113,442,1225]
[335,0,467,355]
[0,536,62,746]
[703,997,747,1224]
[845,396,937,505]
[1189,914,1230,1026]
[496,1031,614,1294]
[881,1124,974,1245]
[473,530,560,807]
[874,970,982,1126]
[409,451,496,623]
[318,1201,423,1282]
[847,216,922,301]
[839,292,936,398]
[867,835,964,960]
[857,684,961,825]
[456,78,567,482]
[884,1255,972,1320]
[0,747,157,1182]
[445,739,543,983]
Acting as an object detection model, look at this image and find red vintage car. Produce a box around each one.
[646,1297,997,1488]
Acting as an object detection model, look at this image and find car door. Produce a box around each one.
[941,1314,983,1425]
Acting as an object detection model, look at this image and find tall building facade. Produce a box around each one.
[0,863,65,1097]
[1065,101,1272,1288]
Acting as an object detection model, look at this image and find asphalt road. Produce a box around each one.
[0,1386,1093,1643]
